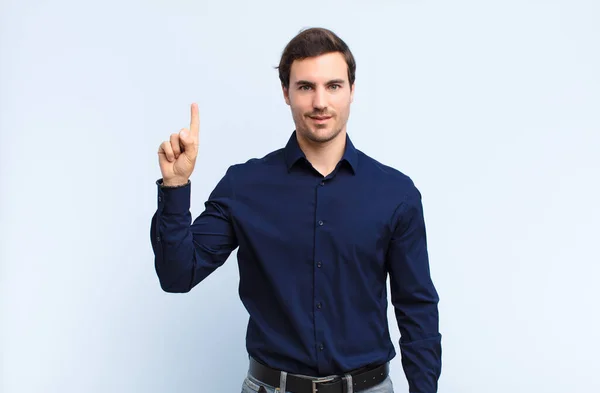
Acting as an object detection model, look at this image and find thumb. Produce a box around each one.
[179,129,198,157]
[179,128,192,146]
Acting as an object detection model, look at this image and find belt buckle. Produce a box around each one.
[311,376,335,393]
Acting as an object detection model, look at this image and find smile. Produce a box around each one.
[310,116,332,122]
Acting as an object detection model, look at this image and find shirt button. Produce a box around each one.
[156,236,161,242]
[319,344,324,351]
[317,261,322,268]
[318,220,324,226]
[320,181,325,186]
[158,196,162,202]
[316,302,322,309]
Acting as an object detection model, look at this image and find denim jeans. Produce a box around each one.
[240,374,394,393]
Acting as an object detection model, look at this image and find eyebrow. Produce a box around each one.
[295,79,346,87]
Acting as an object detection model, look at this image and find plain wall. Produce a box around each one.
[1,0,599,392]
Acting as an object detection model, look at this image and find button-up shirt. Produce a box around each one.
[150,131,442,392]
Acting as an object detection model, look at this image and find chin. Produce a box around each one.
[304,128,342,143]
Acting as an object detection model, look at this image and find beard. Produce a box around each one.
[296,111,346,144]
[300,124,343,143]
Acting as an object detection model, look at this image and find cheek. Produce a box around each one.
[291,102,309,117]
[290,106,306,124]
[332,95,351,110]
[333,101,350,117]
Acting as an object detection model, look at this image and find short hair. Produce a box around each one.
[277,27,356,89]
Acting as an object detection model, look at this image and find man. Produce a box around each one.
[151,27,441,393]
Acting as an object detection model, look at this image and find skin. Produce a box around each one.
[282,52,355,176]
[158,52,354,185]
[157,103,200,187]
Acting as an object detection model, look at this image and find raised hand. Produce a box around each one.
[158,103,200,186]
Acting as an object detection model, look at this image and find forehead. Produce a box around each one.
[289,52,348,83]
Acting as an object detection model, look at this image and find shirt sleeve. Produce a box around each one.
[150,167,239,293]
[386,183,442,393]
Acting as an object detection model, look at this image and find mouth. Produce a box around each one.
[309,115,332,123]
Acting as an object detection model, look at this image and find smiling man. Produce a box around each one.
[151,27,442,393]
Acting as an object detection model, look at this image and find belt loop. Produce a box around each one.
[343,374,353,393]
[278,371,287,392]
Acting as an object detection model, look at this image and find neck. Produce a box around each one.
[296,130,347,177]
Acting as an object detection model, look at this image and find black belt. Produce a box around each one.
[248,357,389,393]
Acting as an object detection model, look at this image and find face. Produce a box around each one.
[283,52,355,145]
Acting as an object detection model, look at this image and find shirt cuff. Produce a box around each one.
[156,178,191,214]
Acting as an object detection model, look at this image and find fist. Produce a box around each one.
[158,103,200,186]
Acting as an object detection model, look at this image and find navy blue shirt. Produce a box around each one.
[150,131,441,392]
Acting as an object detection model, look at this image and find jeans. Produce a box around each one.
[241,374,394,393]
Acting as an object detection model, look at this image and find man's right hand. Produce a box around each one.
[158,103,200,187]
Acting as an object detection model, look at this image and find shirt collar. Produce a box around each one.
[284,130,358,175]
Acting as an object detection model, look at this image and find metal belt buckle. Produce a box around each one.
[311,376,336,393]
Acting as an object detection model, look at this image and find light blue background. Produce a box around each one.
[1,0,599,392]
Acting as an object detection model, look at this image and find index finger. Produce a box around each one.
[190,102,200,136]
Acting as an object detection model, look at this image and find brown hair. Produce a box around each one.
[277,27,356,89]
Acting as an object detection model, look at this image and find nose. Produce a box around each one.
[312,86,327,111]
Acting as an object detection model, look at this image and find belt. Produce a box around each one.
[248,357,389,393]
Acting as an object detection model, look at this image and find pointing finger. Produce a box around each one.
[190,103,199,138]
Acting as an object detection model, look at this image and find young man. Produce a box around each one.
[151,27,441,393]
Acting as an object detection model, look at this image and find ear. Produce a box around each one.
[282,84,291,106]
[350,82,355,103]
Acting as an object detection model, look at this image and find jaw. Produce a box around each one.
[299,123,345,144]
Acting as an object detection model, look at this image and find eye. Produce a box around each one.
[299,85,312,91]
[329,84,341,90]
